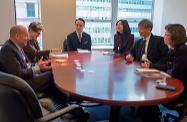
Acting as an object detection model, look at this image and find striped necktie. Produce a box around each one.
[78,33,81,42]
[20,48,31,62]
[141,39,146,54]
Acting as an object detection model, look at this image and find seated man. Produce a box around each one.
[0,25,64,100]
[126,19,169,70]
[23,22,50,63]
[126,19,169,122]
[67,18,92,51]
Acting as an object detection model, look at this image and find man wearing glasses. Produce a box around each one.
[23,22,50,63]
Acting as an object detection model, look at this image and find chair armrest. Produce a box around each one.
[34,104,80,122]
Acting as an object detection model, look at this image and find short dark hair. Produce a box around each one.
[116,19,131,35]
[165,24,187,48]
[75,18,85,25]
[138,19,153,31]
[28,22,43,32]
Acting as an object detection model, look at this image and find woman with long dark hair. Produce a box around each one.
[113,20,134,56]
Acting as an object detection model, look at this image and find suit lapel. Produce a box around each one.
[74,32,80,43]
[9,40,27,67]
[147,34,154,55]
[81,32,85,44]
[34,41,40,50]
[81,32,88,45]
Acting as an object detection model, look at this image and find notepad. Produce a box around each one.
[135,68,170,78]
[102,51,114,55]
[136,68,160,73]
[50,53,68,58]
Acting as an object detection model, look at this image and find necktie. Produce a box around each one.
[20,48,30,62]
[78,33,81,42]
[140,40,148,62]
[141,40,146,54]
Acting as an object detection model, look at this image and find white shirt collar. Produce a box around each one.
[144,34,151,42]
[76,31,82,38]
[10,39,22,51]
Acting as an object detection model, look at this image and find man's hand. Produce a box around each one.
[38,57,52,71]
[141,61,150,68]
[126,54,134,62]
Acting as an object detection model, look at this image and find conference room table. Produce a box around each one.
[51,51,184,122]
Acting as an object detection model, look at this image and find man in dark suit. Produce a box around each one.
[126,19,169,70]
[0,25,56,94]
[67,18,92,51]
[126,19,169,122]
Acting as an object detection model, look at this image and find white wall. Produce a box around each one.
[152,0,164,36]
[153,0,187,36]
[0,0,15,45]
[40,0,76,50]
[161,0,187,35]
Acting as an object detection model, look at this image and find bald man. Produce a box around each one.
[0,25,54,92]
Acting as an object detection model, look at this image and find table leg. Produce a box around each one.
[109,106,121,122]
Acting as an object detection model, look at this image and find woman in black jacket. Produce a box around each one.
[113,20,134,56]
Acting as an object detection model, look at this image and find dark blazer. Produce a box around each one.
[168,46,187,92]
[113,33,134,56]
[67,31,92,51]
[127,34,169,68]
[0,39,33,80]
[158,46,187,92]
[23,40,50,63]
[0,39,53,91]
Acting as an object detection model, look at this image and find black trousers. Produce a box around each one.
[136,105,160,122]
[26,70,53,92]
[26,70,68,102]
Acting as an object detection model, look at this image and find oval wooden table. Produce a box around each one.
[51,51,184,122]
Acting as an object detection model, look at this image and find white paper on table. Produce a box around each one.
[77,48,91,53]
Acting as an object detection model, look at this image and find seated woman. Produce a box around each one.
[137,24,187,122]
[143,23,187,91]
[113,19,134,56]
[23,22,50,63]
[163,23,187,100]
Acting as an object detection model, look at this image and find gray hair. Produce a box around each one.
[138,19,153,31]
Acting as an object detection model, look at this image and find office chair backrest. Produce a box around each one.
[0,44,2,50]
[0,72,43,122]
[63,39,68,51]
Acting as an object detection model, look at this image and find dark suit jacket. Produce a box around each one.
[0,39,33,80]
[23,40,50,63]
[113,33,134,56]
[127,34,169,68]
[0,39,53,92]
[168,46,187,92]
[155,45,187,92]
[67,31,92,51]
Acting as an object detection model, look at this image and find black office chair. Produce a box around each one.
[163,96,187,122]
[0,71,87,122]
[178,118,187,122]
[0,44,52,100]
[69,99,102,107]
[63,39,68,51]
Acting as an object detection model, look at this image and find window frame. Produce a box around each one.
[76,0,155,46]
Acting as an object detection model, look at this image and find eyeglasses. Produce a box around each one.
[164,33,171,36]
